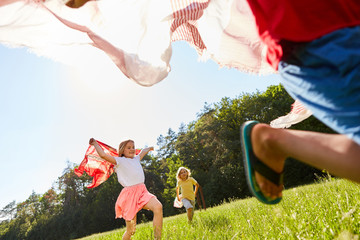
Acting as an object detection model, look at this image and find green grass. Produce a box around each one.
[76,178,360,240]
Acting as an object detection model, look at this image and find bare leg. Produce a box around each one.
[187,208,193,222]
[143,197,163,240]
[251,123,360,199]
[122,216,136,240]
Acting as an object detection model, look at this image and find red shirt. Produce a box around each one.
[246,0,360,68]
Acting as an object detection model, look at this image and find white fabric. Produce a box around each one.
[1,0,173,86]
[270,109,313,128]
[173,197,183,208]
[114,155,145,187]
[0,0,273,87]
[0,0,310,125]
[270,100,313,128]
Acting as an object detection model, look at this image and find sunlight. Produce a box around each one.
[65,49,129,93]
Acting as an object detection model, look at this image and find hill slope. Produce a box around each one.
[77,178,360,240]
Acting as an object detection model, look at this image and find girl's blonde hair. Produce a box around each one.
[176,167,191,181]
[118,139,134,157]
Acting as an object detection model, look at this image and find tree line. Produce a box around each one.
[0,85,334,240]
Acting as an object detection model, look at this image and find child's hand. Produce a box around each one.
[149,146,154,151]
[89,138,96,145]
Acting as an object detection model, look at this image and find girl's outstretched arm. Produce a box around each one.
[89,138,116,165]
[139,146,154,160]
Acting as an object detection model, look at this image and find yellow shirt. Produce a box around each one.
[177,177,198,201]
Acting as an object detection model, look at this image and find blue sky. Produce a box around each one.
[0,41,280,210]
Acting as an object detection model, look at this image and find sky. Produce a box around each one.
[0,41,280,211]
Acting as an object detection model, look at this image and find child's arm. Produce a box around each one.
[194,183,199,197]
[89,138,116,165]
[176,186,181,201]
[139,146,154,160]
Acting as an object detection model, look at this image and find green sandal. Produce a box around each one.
[241,120,283,204]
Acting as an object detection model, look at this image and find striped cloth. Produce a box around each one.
[170,0,209,54]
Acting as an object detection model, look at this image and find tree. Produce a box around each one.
[0,201,16,221]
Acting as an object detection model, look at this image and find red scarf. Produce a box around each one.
[74,140,140,188]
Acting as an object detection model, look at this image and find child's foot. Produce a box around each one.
[251,124,286,199]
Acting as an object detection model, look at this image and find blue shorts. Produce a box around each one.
[278,26,360,145]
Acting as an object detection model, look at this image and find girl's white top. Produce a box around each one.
[114,155,145,187]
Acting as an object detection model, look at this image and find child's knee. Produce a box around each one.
[253,124,280,147]
[154,202,163,214]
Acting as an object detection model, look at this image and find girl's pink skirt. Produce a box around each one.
[115,183,155,221]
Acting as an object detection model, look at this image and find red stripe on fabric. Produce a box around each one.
[170,0,209,55]
[290,100,306,114]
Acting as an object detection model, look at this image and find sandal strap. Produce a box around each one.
[250,150,283,186]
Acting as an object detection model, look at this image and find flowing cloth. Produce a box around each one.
[173,197,183,208]
[0,0,273,84]
[270,100,312,129]
[74,140,141,188]
[74,140,118,188]
[0,0,310,125]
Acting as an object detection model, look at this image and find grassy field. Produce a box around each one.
[76,177,360,240]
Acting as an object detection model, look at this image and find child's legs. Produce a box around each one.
[143,197,163,239]
[187,208,193,221]
[182,199,195,221]
[261,26,360,198]
[123,216,137,240]
[191,200,195,218]
[251,123,360,199]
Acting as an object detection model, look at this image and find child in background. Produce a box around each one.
[89,138,163,240]
[176,167,199,223]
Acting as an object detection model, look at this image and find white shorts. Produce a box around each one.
[182,198,195,210]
